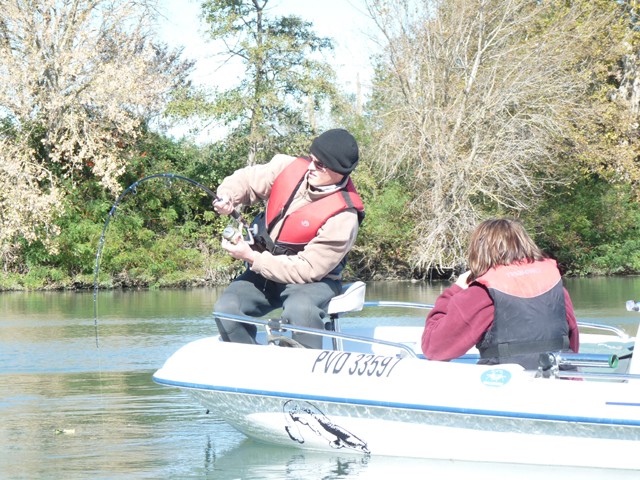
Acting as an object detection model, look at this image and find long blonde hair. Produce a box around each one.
[467,218,546,282]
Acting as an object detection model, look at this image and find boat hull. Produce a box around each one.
[153,336,640,470]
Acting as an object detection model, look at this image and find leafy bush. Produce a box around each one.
[349,173,415,280]
[6,132,246,290]
[532,176,640,275]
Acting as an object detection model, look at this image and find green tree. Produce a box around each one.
[562,0,640,191]
[179,0,338,164]
[531,177,640,275]
[526,1,640,275]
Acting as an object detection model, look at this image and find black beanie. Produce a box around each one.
[309,129,359,175]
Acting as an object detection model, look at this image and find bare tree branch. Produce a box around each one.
[366,0,620,271]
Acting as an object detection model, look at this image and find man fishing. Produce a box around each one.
[212,128,364,349]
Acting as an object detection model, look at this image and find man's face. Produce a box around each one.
[307,154,345,186]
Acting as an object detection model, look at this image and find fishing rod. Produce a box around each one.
[92,172,253,346]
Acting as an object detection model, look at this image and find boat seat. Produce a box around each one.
[327,281,366,316]
[325,281,366,351]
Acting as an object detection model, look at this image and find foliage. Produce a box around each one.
[10,131,246,290]
[364,0,626,272]
[177,0,339,165]
[531,176,640,276]
[0,0,192,268]
[7,1,640,289]
[89,133,247,287]
[560,1,640,194]
[527,0,640,276]
[349,175,415,280]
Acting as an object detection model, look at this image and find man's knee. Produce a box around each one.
[214,294,241,315]
[214,293,257,344]
[215,316,257,344]
[282,303,324,329]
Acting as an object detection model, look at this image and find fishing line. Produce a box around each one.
[92,172,247,347]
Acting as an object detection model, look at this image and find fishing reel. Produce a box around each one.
[222,219,256,245]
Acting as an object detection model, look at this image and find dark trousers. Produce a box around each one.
[214,269,341,349]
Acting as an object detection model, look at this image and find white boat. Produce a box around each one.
[153,282,640,471]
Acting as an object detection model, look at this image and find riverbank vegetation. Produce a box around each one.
[2,0,640,290]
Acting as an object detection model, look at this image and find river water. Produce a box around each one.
[2,278,640,479]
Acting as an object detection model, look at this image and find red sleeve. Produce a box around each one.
[564,288,579,352]
[421,284,495,360]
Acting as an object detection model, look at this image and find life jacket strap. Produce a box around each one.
[482,335,570,359]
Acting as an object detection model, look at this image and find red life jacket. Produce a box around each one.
[474,258,569,369]
[260,157,364,253]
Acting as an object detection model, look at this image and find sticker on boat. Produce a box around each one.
[283,400,370,454]
[480,368,512,387]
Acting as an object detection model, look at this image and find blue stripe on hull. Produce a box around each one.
[152,375,640,428]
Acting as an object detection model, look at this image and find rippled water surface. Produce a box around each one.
[2,279,640,479]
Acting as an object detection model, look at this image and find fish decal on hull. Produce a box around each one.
[283,400,370,454]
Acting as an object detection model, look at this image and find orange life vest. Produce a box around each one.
[474,258,569,369]
[254,157,364,254]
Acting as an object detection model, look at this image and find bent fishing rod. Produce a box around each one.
[92,172,253,346]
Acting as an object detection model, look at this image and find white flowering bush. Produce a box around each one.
[0,0,189,268]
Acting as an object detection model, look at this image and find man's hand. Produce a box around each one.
[213,195,235,216]
[221,235,257,265]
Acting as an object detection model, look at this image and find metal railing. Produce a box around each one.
[213,300,638,377]
[213,311,419,358]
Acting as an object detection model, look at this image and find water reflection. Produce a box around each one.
[1,280,640,479]
[206,439,638,479]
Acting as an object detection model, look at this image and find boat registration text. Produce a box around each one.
[312,351,403,378]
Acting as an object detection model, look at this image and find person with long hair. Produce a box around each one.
[421,218,579,369]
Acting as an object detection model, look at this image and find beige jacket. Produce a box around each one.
[217,154,360,284]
